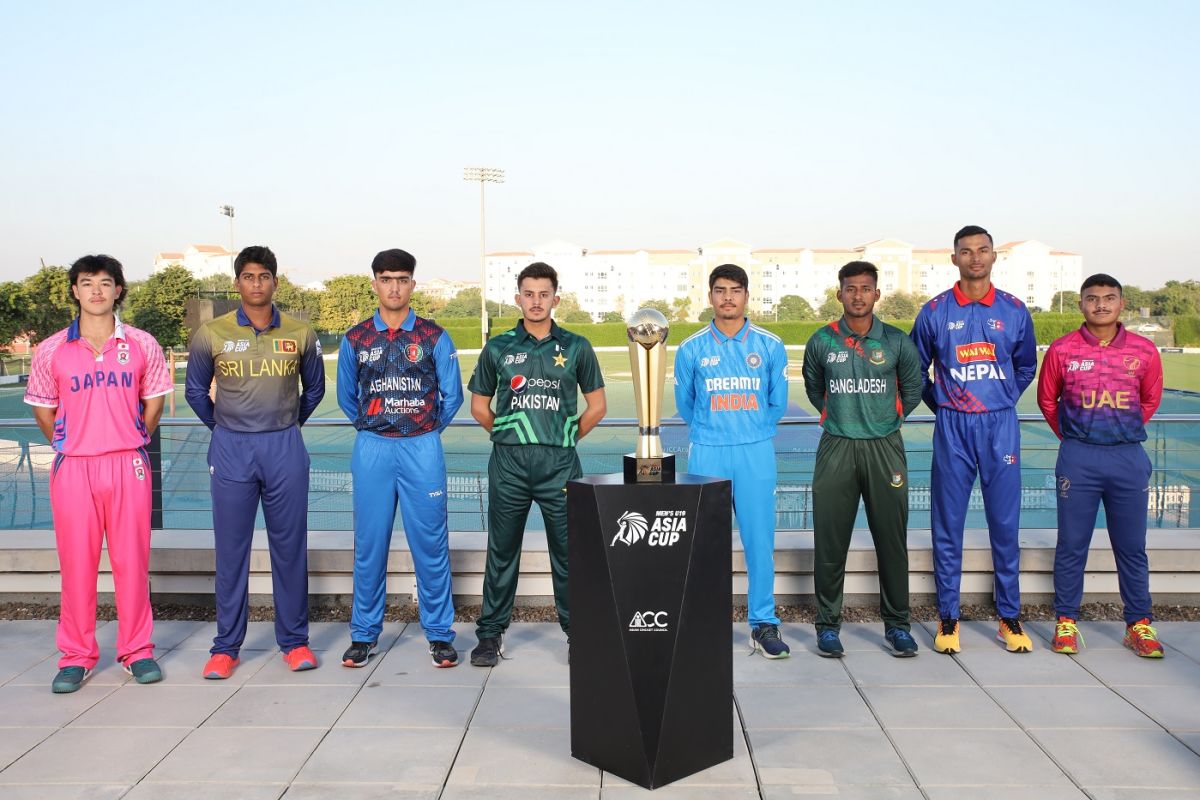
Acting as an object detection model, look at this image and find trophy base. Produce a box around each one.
[623,453,676,484]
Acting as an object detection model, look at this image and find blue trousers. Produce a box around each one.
[351,431,454,643]
[1054,439,1153,624]
[208,426,310,657]
[930,408,1023,619]
[689,439,780,629]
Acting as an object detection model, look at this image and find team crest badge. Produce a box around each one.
[405,343,424,362]
[870,349,885,365]
[273,339,298,354]
[133,457,146,482]
[1123,356,1140,375]
[889,471,904,488]
[117,351,130,364]
[745,352,762,368]
[1058,476,1070,498]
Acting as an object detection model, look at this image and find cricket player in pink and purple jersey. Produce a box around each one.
[1037,273,1165,658]
[24,255,174,693]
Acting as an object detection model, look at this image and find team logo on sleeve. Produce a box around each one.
[405,343,424,362]
[745,352,762,368]
[273,339,298,353]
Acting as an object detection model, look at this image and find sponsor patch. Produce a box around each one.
[510,375,528,395]
[955,341,997,364]
[273,339,298,354]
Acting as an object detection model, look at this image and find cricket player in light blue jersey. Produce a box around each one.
[674,264,791,658]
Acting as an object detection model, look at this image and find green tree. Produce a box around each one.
[318,275,375,332]
[1122,284,1152,313]
[410,291,447,319]
[20,266,75,344]
[198,272,235,295]
[817,287,842,320]
[1151,280,1200,316]
[126,264,199,348]
[274,275,320,324]
[555,292,592,323]
[600,310,625,323]
[641,299,674,318]
[776,294,815,321]
[877,291,925,321]
[699,307,715,322]
[670,296,692,322]
[0,281,29,346]
[1048,290,1081,314]
[440,287,483,318]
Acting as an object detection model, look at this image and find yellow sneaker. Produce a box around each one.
[998,617,1034,653]
[934,618,960,654]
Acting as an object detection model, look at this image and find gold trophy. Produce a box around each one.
[624,308,676,483]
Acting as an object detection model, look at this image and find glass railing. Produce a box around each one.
[1,415,1196,531]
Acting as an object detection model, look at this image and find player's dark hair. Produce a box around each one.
[234,245,278,278]
[709,263,748,290]
[953,225,993,249]
[371,249,416,276]
[518,262,558,292]
[1080,273,1122,295]
[69,254,126,310]
[838,260,879,286]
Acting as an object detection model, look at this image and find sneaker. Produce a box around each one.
[885,628,919,658]
[124,657,163,684]
[283,645,319,671]
[202,653,239,680]
[341,641,378,668]
[934,618,960,654]
[470,635,503,667]
[1124,618,1165,658]
[1051,616,1083,655]
[998,617,1034,653]
[816,629,844,658]
[751,624,791,659]
[51,666,92,694]
[430,640,459,668]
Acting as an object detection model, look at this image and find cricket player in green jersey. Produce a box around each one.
[467,262,607,666]
[802,261,924,658]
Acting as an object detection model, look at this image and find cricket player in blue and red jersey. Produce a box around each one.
[675,264,791,658]
[337,249,464,669]
[911,226,1037,654]
[1037,273,1165,658]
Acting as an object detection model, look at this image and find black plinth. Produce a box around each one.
[567,473,733,790]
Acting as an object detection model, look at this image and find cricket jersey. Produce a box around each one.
[468,320,604,448]
[1037,323,1162,444]
[337,309,463,435]
[910,283,1037,413]
[673,319,788,446]
[185,305,325,432]
[802,316,923,439]
[24,317,174,455]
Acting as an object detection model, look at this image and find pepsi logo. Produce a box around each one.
[510,375,528,394]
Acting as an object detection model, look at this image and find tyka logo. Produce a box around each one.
[629,611,669,632]
[610,510,687,547]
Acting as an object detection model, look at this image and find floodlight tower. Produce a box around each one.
[462,167,505,345]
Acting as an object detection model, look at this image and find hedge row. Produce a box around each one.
[1175,315,1200,346]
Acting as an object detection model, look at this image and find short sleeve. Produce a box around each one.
[133,331,174,399]
[575,339,604,394]
[468,343,498,396]
[23,337,61,408]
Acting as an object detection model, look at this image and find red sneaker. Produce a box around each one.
[1051,616,1083,655]
[1124,619,1165,658]
[203,653,239,680]
[283,645,319,671]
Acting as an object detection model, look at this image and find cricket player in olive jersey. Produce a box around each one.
[467,262,607,666]
[803,261,924,658]
[185,246,325,679]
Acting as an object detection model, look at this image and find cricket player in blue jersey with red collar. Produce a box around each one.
[911,226,1037,654]
[337,249,464,669]
[675,264,791,658]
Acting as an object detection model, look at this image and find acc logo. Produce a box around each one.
[405,343,424,362]
[826,351,848,364]
[611,511,648,546]
[700,356,721,368]
[947,320,965,331]
[987,318,1005,331]
[222,339,251,353]
[359,346,383,364]
[745,352,762,368]
[1067,359,1095,372]
[629,611,669,631]
[502,352,529,366]
[132,456,146,482]
[889,471,904,488]
[870,349,885,366]
[273,339,298,354]
[314,338,323,356]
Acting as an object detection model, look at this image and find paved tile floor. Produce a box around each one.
[1,618,1198,798]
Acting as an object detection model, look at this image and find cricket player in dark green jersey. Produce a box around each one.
[467,262,607,666]
[802,261,924,658]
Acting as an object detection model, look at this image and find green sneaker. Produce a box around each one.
[124,658,163,684]
[51,666,92,694]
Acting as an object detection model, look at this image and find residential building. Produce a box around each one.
[153,245,233,278]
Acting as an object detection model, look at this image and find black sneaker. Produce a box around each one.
[751,624,791,659]
[816,629,845,658]
[429,640,459,668]
[885,627,919,658]
[341,641,378,668]
[470,635,503,667]
[124,657,163,684]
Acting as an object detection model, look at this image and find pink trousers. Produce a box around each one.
[50,450,155,668]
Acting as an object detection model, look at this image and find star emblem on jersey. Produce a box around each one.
[553,352,567,368]
[745,352,762,368]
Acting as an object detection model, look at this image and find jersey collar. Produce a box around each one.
[952,282,996,306]
[236,304,282,332]
[515,319,563,344]
[833,315,884,340]
[373,308,416,332]
[1079,321,1127,348]
[66,315,126,343]
[707,317,751,344]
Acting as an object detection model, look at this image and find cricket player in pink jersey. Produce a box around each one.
[24,255,174,693]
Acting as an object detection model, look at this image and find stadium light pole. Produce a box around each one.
[463,167,505,346]
[218,204,236,272]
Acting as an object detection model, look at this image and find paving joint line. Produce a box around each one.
[436,646,496,800]
[731,684,766,800]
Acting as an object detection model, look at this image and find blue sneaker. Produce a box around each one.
[885,628,919,658]
[124,657,163,684]
[750,624,791,659]
[51,666,92,694]
[816,629,844,658]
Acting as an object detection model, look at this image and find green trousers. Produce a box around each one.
[476,443,581,639]
[813,430,911,632]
